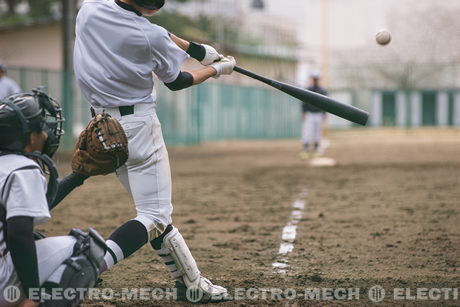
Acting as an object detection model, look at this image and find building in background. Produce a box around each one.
[0,0,459,131]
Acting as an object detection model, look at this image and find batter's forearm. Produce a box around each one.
[190,66,217,84]
[170,33,190,51]
[170,34,216,64]
[164,67,217,91]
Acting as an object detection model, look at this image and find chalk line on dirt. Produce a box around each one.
[272,189,308,274]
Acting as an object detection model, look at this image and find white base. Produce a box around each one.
[309,157,337,167]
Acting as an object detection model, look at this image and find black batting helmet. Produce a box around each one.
[0,88,64,157]
[132,0,165,10]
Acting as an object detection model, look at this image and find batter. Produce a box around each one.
[74,0,236,301]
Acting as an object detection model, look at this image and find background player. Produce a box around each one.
[74,0,235,301]
[300,72,328,159]
[0,91,106,306]
[0,61,21,99]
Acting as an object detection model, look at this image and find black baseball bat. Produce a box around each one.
[233,66,369,126]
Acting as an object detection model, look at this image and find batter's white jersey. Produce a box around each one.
[74,0,189,107]
[0,154,50,294]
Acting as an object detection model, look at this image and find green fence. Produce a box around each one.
[8,67,307,148]
[371,89,460,127]
[9,68,82,148]
[130,82,303,146]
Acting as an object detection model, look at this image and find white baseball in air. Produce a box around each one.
[375,28,392,45]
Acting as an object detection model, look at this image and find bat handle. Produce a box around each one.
[234,66,277,87]
[234,66,253,76]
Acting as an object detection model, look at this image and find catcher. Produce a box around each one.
[0,90,112,306]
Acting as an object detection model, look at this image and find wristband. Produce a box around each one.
[186,42,206,61]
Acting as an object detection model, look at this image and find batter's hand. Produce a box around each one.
[201,44,221,65]
[211,56,236,78]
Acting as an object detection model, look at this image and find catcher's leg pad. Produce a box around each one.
[41,228,107,306]
[162,227,228,302]
[33,230,46,240]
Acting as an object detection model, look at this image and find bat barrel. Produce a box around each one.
[288,86,369,126]
[234,66,369,126]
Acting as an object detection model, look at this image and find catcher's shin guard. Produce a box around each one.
[161,227,228,302]
[41,228,107,307]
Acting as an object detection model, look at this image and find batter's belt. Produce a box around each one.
[91,103,155,119]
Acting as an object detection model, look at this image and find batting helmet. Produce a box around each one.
[132,0,165,10]
[0,88,64,157]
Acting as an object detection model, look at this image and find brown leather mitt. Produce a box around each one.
[72,113,128,176]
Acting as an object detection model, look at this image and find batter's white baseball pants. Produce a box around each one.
[97,103,173,229]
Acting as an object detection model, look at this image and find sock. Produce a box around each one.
[150,225,183,282]
[99,260,108,274]
[314,142,319,151]
[101,220,148,272]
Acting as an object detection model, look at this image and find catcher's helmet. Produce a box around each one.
[132,0,165,10]
[0,89,64,157]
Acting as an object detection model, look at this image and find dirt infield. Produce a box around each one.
[43,128,460,306]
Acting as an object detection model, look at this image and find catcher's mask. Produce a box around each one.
[132,0,165,10]
[0,88,64,157]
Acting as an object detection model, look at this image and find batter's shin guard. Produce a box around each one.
[151,225,183,282]
[160,226,228,302]
[41,228,107,307]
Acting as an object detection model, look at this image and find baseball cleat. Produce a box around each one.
[197,276,229,302]
[174,278,230,303]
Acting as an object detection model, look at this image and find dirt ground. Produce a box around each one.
[41,128,460,306]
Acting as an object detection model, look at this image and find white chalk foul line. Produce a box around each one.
[272,190,308,274]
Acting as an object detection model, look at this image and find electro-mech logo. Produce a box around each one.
[3,285,21,303]
[186,287,204,303]
[369,285,385,303]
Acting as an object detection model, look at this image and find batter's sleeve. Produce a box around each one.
[148,26,190,83]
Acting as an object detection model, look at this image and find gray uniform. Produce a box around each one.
[0,76,21,100]
[74,0,189,267]
[301,85,327,146]
[73,1,230,299]
[0,155,76,306]
[74,0,188,107]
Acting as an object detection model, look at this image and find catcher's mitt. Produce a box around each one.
[72,113,128,176]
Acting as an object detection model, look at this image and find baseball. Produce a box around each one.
[375,29,391,45]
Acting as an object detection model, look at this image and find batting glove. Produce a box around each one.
[201,44,221,66]
[210,56,236,78]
